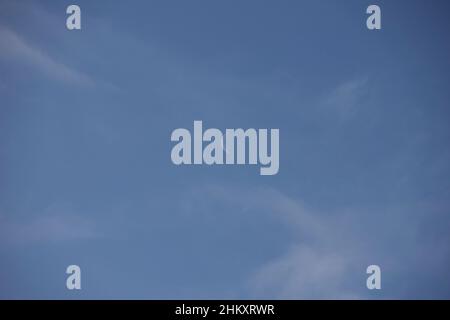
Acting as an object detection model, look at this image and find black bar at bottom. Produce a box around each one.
[0,300,447,318]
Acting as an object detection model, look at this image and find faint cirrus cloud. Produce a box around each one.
[322,77,370,121]
[0,210,99,246]
[0,26,94,86]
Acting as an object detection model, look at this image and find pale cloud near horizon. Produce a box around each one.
[249,245,359,299]
[179,184,360,298]
[179,183,447,299]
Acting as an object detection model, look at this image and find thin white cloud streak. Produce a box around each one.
[0,26,94,86]
[322,77,370,121]
[0,213,98,245]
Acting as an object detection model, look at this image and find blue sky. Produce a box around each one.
[1,0,450,299]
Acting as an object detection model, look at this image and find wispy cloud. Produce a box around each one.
[0,211,99,246]
[321,77,370,121]
[0,26,94,86]
[178,183,450,299]
[179,184,358,298]
[249,245,358,299]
